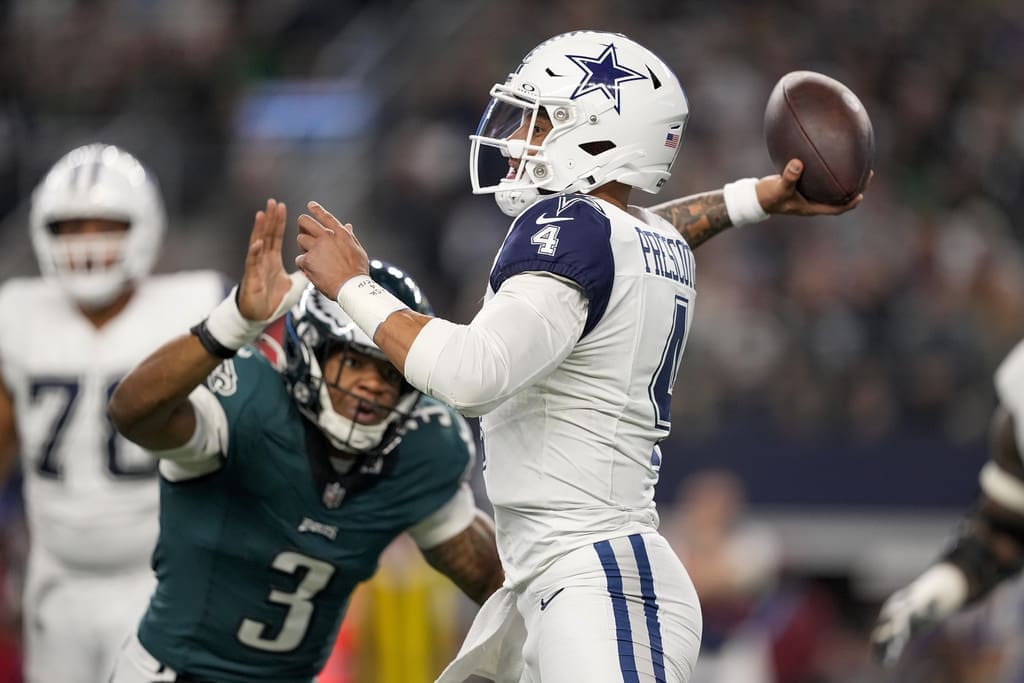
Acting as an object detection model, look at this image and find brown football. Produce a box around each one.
[764,70,874,205]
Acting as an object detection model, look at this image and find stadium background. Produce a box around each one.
[1,1,1023,681]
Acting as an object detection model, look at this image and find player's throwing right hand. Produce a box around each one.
[294,201,370,301]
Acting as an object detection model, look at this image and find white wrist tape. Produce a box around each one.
[907,563,968,619]
[336,274,409,339]
[980,461,1024,514]
[204,272,310,351]
[723,177,769,226]
[204,287,266,350]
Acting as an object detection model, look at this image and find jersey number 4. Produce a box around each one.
[531,225,560,256]
[29,377,157,479]
[238,551,336,653]
[648,296,689,432]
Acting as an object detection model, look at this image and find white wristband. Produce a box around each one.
[204,272,310,351]
[723,177,769,226]
[906,563,968,619]
[980,461,1024,514]
[336,275,409,339]
[204,287,267,350]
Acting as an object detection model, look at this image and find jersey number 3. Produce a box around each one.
[238,551,336,653]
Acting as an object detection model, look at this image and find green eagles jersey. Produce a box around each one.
[138,349,475,683]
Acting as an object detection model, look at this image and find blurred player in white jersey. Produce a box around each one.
[0,144,225,683]
[295,30,865,682]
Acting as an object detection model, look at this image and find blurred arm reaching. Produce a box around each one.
[872,363,1024,665]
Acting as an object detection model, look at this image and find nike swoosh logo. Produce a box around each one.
[535,214,574,225]
[540,587,565,611]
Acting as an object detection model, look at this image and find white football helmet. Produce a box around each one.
[29,144,166,308]
[470,31,689,216]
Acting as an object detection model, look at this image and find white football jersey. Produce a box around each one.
[0,271,225,571]
[481,193,696,585]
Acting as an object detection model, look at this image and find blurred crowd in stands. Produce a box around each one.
[1,0,1024,681]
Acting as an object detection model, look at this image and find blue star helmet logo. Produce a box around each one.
[566,42,648,114]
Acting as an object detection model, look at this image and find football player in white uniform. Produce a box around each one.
[871,339,1024,667]
[293,31,865,683]
[0,144,226,683]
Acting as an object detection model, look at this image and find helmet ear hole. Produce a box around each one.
[580,141,615,156]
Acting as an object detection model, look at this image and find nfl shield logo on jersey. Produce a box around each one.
[322,482,345,508]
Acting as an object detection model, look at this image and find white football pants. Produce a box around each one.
[109,634,319,683]
[23,546,154,683]
[438,531,702,682]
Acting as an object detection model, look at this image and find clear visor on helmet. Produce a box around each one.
[469,85,547,195]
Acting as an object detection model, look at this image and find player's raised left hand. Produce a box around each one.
[238,198,296,321]
[756,159,871,217]
[295,201,370,300]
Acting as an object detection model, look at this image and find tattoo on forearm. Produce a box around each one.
[649,190,733,250]
[423,515,503,604]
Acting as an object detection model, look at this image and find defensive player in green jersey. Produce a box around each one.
[107,199,503,683]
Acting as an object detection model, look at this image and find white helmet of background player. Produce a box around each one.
[470,30,690,216]
[29,144,166,308]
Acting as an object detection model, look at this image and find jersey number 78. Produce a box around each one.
[29,377,158,479]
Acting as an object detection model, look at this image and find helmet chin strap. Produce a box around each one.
[492,135,655,218]
[495,180,540,217]
[316,385,418,454]
[317,384,390,452]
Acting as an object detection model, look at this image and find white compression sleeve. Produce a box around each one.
[403,272,588,417]
[153,385,228,481]
[406,483,478,550]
